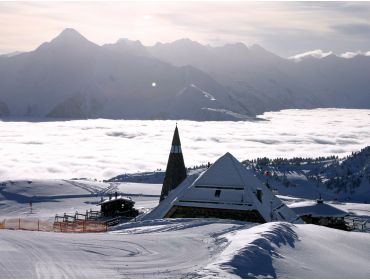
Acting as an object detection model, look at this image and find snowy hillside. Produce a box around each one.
[1,218,370,278]
[108,171,165,184]
[245,146,370,202]
[0,179,161,219]
[200,221,370,278]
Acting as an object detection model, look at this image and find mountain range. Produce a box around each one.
[0,28,369,120]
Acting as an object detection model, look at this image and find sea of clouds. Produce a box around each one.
[0,108,369,180]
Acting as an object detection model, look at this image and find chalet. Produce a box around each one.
[146,131,303,223]
[289,199,348,230]
[99,195,138,218]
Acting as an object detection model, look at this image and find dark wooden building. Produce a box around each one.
[99,196,138,218]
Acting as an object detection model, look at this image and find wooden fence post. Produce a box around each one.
[19,218,21,230]
[38,219,40,231]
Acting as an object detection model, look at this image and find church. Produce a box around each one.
[142,125,303,224]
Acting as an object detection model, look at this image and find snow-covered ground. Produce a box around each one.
[1,108,369,180]
[1,178,370,278]
[1,218,370,278]
[0,180,161,219]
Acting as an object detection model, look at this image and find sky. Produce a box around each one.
[0,1,370,57]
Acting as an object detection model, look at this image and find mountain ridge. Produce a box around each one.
[0,28,369,120]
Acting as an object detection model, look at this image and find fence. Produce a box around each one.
[0,218,107,233]
[0,218,53,232]
[53,220,107,233]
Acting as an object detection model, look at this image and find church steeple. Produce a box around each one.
[160,124,187,201]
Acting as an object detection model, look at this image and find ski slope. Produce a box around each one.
[1,219,370,278]
[0,179,161,219]
[2,179,370,278]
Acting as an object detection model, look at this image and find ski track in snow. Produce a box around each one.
[0,219,245,278]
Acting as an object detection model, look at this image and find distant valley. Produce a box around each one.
[1,28,370,121]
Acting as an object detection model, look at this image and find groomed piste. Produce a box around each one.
[1,217,370,278]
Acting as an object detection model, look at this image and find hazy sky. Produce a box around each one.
[1,1,370,57]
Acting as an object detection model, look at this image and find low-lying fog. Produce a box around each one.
[0,108,369,180]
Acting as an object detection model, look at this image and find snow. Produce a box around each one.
[190,83,217,101]
[1,219,370,278]
[0,180,161,219]
[99,195,133,205]
[1,177,370,278]
[201,107,250,119]
[201,222,370,278]
[274,224,370,278]
[333,202,370,220]
[0,218,245,278]
[0,179,107,219]
[201,222,297,278]
[1,108,369,180]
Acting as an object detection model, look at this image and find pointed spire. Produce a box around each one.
[160,124,187,201]
[170,125,182,152]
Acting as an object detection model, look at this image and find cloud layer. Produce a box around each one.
[0,109,369,180]
[290,49,370,61]
[289,50,333,61]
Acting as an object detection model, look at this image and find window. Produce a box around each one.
[215,190,221,197]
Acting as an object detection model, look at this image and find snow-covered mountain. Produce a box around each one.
[0,29,249,120]
[1,29,370,120]
[149,39,370,115]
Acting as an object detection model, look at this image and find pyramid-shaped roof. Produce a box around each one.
[142,152,303,224]
[194,152,262,188]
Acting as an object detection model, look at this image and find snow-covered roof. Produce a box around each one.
[99,195,133,205]
[193,152,262,189]
[141,152,303,224]
[289,200,348,218]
